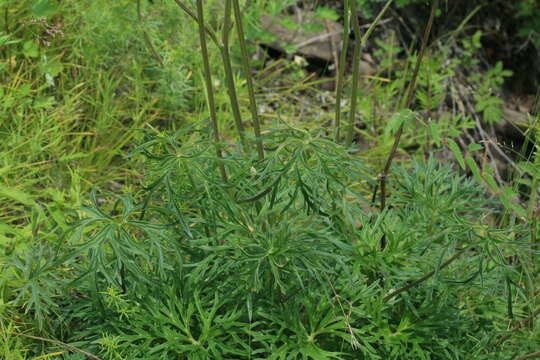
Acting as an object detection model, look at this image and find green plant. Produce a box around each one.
[7,122,538,358]
[471,61,513,124]
[516,0,540,49]
[2,0,539,359]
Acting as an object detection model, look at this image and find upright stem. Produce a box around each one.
[3,6,7,34]
[344,0,393,147]
[196,0,228,183]
[345,0,361,148]
[232,0,264,161]
[334,0,350,142]
[372,0,438,213]
[221,0,247,151]
[4,5,11,66]
[174,0,220,45]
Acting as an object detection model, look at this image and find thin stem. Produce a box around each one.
[3,6,7,33]
[360,0,394,46]
[372,0,438,218]
[345,0,361,148]
[384,250,464,302]
[4,6,9,64]
[334,0,350,142]
[15,333,103,360]
[344,0,394,147]
[516,351,540,360]
[173,0,247,152]
[196,0,228,183]
[494,306,540,346]
[232,0,264,160]
[173,0,220,46]
[136,0,164,66]
[221,0,247,151]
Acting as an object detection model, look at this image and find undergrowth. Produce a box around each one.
[1,0,539,359]
[6,126,538,359]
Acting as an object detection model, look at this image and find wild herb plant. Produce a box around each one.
[1,0,539,359]
[10,127,536,358]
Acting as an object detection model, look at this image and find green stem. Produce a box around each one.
[173,0,220,46]
[232,0,264,161]
[221,0,247,151]
[174,0,248,152]
[345,0,361,148]
[196,0,228,183]
[334,0,350,142]
[4,6,9,67]
[373,0,438,213]
[344,0,393,147]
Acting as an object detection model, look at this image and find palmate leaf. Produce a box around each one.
[257,294,350,360]
[10,245,60,329]
[97,287,249,359]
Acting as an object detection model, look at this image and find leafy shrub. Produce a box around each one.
[2,1,538,359]
[7,125,536,359]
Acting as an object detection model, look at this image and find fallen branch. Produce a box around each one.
[516,351,540,360]
[16,332,103,360]
[494,307,540,347]
[384,250,464,302]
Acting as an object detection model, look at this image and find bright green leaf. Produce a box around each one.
[315,7,339,21]
[41,59,63,77]
[467,142,484,152]
[23,40,39,58]
[448,139,465,170]
[0,185,35,206]
[58,152,88,163]
[278,18,300,30]
[31,0,58,18]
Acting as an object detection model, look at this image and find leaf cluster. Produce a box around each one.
[6,126,537,359]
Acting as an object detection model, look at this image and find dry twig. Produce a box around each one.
[16,333,103,360]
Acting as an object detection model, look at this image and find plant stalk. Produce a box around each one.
[344,0,393,147]
[221,0,248,151]
[345,0,361,148]
[372,0,438,221]
[196,0,228,183]
[334,0,350,142]
[15,333,103,360]
[516,351,540,360]
[173,0,220,45]
[384,249,463,302]
[494,306,540,346]
[232,0,264,160]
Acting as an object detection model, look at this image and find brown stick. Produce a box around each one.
[494,307,540,347]
[384,250,464,302]
[15,333,103,360]
[516,351,540,360]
